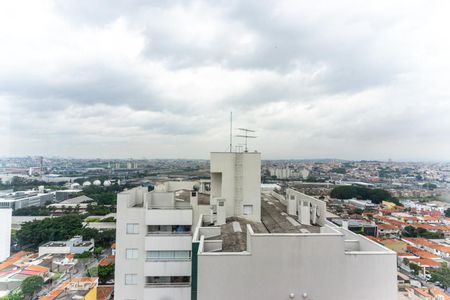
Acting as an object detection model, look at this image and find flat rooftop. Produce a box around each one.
[206,192,321,252]
[261,193,321,234]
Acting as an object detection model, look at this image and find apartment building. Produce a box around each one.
[0,208,12,261]
[115,150,397,300]
[115,188,193,300]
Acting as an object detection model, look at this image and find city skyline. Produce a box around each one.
[2,1,450,161]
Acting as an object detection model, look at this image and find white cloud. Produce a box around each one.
[1,0,450,160]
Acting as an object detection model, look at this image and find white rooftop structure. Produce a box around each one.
[114,150,397,300]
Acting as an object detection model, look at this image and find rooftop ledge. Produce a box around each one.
[148,203,192,210]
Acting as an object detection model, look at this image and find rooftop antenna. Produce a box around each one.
[236,128,256,152]
[229,112,233,152]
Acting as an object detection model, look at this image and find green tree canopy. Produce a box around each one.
[21,275,44,296]
[330,186,399,205]
[16,215,83,249]
[430,265,450,289]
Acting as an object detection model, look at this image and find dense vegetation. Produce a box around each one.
[402,226,444,239]
[87,264,115,284]
[430,265,450,289]
[330,186,398,205]
[16,215,115,249]
[12,206,52,216]
[0,177,66,191]
[86,204,115,215]
[445,208,450,218]
[21,275,44,297]
[331,167,346,174]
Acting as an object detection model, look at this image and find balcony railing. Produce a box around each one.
[148,203,192,210]
[146,231,192,235]
[145,283,191,288]
[145,258,191,262]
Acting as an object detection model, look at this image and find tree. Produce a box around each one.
[409,263,420,276]
[445,208,450,218]
[16,215,84,249]
[97,264,115,284]
[430,265,450,289]
[21,275,44,297]
[402,226,418,237]
[74,251,93,259]
[351,208,364,215]
[12,206,50,216]
[402,226,444,239]
[329,186,398,205]
[422,183,437,190]
[94,246,104,257]
[0,291,23,300]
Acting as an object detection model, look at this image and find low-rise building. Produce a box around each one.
[40,277,98,300]
[47,195,95,214]
[0,191,53,210]
[39,236,94,256]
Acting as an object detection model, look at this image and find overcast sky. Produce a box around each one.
[1,0,450,161]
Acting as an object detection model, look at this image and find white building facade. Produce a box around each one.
[0,208,12,262]
[115,150,397,300]
[114,188,193,300]
[210,152,261,222]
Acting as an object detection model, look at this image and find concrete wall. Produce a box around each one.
[0,209,12,261]
[286,189,327,226]
[210,152,261,221]
[197,227,397,300]
[146,209,192,226]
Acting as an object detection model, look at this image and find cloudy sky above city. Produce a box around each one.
[1,0,450,160]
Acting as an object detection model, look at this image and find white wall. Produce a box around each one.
[39,246,70,256]
[144,286,190,300]
[145,235,192,251]
[197,228,397,300]
[0,209,12,262]
[144,260,191,276]
[146,209,192,226]
[210,152,261,221]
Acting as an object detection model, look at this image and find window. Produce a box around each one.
[126,248,138,259]
[125,274,138,285]
[243,205,253,216]
[302,201,309,207]
[146,250,191,261]
[147,225,191,234]
[126,223,139,234]
[145,276,190,286]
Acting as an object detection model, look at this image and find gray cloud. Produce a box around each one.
[1,0,449,160]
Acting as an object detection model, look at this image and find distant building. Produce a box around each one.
[332,218,378,236]
[39,236,94,256]
[0,191,53,210]
[47,195,95,214]
[348,198,377,210]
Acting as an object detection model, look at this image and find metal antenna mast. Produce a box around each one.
[229,112,233,152]
[236,128,256,152]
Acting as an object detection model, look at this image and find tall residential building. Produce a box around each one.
[115,150,397,300]
[115,188,193,300]
[0,208,12,261]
